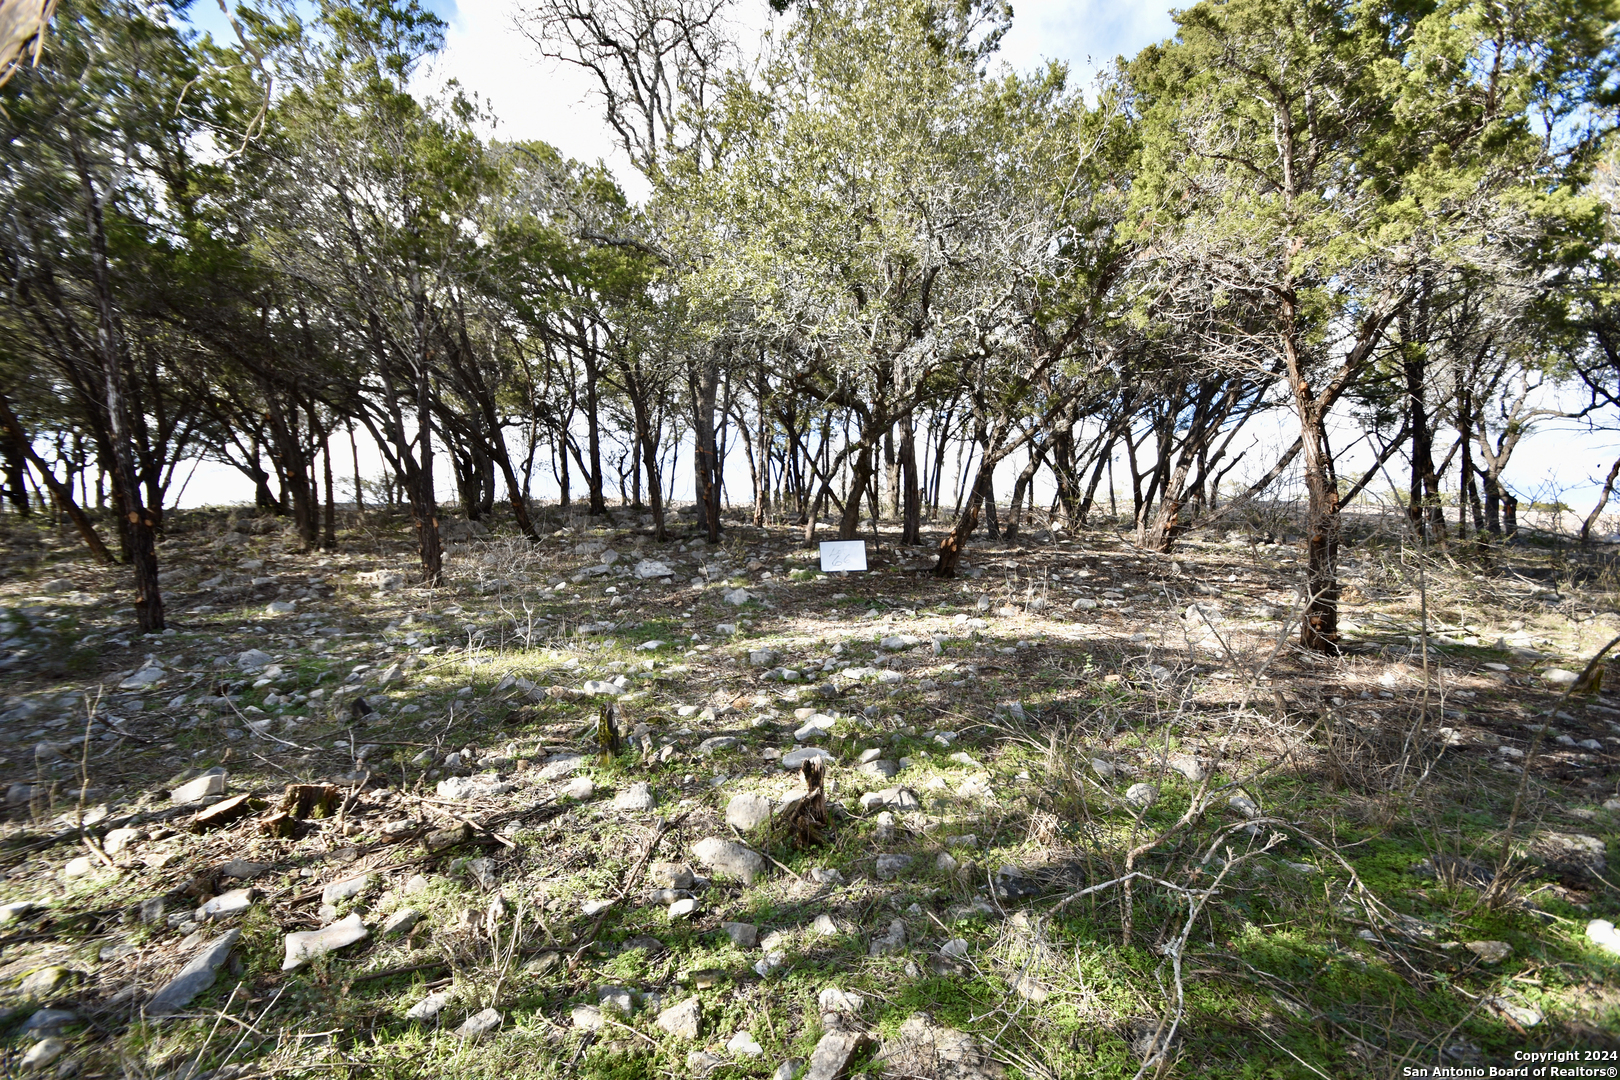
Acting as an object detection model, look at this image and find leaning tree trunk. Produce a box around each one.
[932,461,988,577]
[72,137,162,631]
[837,440,876,540]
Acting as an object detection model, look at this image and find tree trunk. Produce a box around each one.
[1404,347,1444,544]
[837,440,875,539]
[691,356,722,543]
[933,462,988,577]
[1002,451,1042,540]
[1581,456,1620,545]
[899,414,921,545]
[0,424,29,516]
[585,335,607,516]
[71,137,161,631]
[410,275,443,586]
[348,420,364,513]
[884,428,900,520]
[322,428,336,549]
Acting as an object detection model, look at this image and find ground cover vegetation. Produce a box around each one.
[2,0,1620,1076]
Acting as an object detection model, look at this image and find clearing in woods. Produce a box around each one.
[0,504,1617,1077]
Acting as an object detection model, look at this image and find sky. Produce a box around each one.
[168,0,1617,529]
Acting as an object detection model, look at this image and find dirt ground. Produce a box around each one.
[0,501,1616,1079]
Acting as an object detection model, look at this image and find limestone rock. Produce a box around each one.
[804,1031,871,1080]
[875,854,913,880]
[722,921,758,948]
[1465,941,1512,964]
[171,771,226,804]
[406,991,450,1021]
[649,862,696,889]
[868,918,906,956]
[876,1014,1001,1080]
[282,913,367,970]
[454,1007,502,1040]
[21,1038,65,1071]
[1125,783,1157,809]
[321,874,372,906]
[726,793,774,831]
[613,782,657,812]
[656,996,702,1039]
[381,909,422,937]
[781,747,835,769]
[147,930,240,1017]
[693,837,765,885]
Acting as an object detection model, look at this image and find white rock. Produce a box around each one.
[781,747,835,770]
[1542,668,1580,687]
[1167,754,1205,782]
[236,649,273,670]
[940,937,969,958]
[21,1037,64,1070]
[693,837,766,885]
[794,714,838,741]
[454,1007,502,1040]
[582,679,628,696]
[321,875,372,906]
[171,772,226,804]
[818,987,864,1014]
[537,754,585,780]
[669,898,700,920]
[726,793,774,831]
[196,888,255,921]
[1228,795,1259,818]
[282,913,368,970]
[147,929,240,1016]
[1587,919,1620,957]
[1464,940,1512,964]
[727,1030,764,1057]
[724,588,752,606]
[381,909,422,937]
[859,787,919,812]
[406,990,450,1021]
[656,996,703,1039]
[634,560,675,579]
[563,776,595,800]
[613,782,656,812]
[1125,783,1157,809]
[723,921,758,947]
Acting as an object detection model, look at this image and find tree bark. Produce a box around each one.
[1580,455,1620,545]
[71,136,162,631]
[899,413,921,545]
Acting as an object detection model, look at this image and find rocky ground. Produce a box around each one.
[0,502,1617,1079]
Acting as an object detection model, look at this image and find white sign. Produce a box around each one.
[819,540,868,572]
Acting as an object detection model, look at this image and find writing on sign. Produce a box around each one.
[819,540,868,572]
